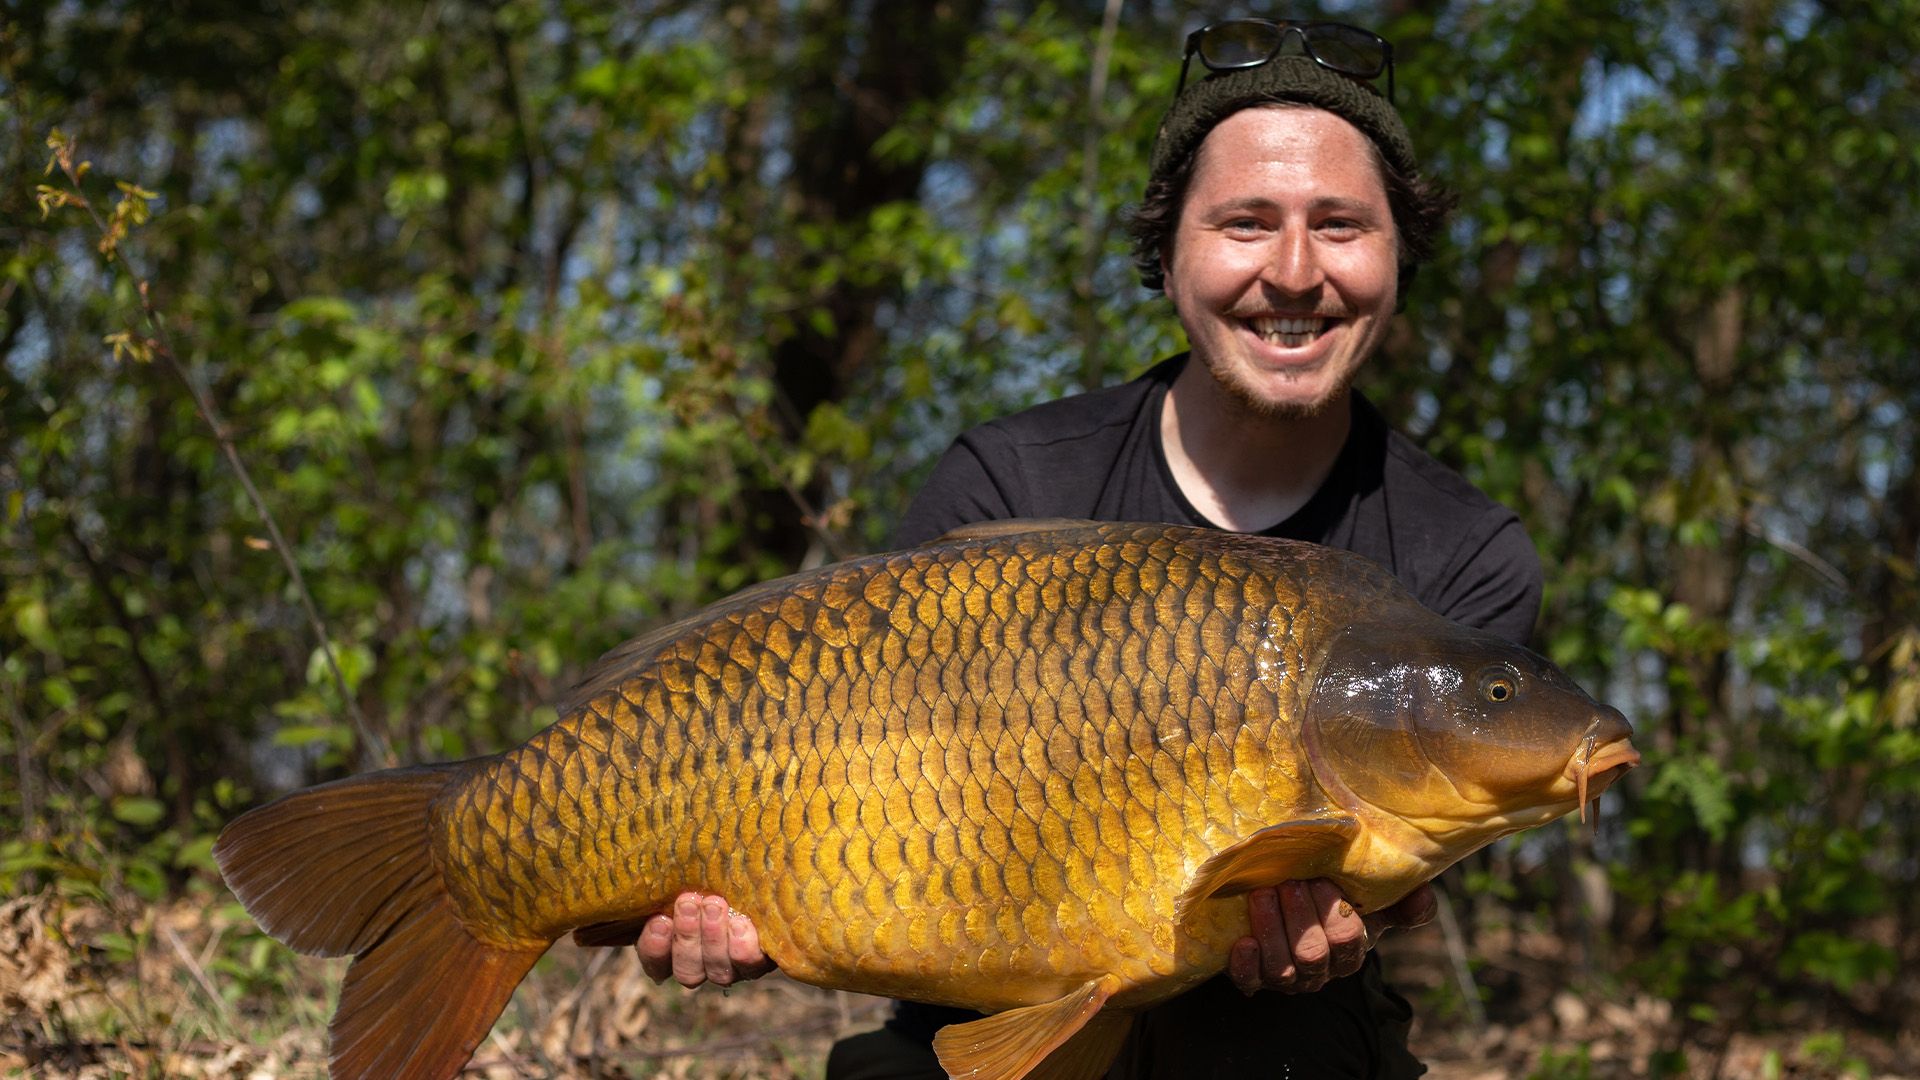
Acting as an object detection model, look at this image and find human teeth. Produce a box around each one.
[1248,316,1328,343]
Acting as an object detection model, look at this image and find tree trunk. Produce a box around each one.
[734,0,990,571]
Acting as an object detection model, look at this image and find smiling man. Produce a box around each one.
[1156,104,1402,533]
[641,19,1542,1079]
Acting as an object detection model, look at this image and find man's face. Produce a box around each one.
[1162,106,1399,418]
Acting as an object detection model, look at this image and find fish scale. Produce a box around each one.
[457,527,1275,1001]
[217,520,1638,1080]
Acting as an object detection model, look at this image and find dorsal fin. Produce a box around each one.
[1173,815,1360,924]
[927,518,1103,545]
[554,566,829,717]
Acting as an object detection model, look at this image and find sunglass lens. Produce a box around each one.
[1198,20,1282,68]
[1304,24,1386,76]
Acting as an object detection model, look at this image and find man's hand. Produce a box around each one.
[1227,880,1437,996]
[635,891,776,989]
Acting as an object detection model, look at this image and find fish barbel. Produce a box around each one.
[214,520,1637,1080]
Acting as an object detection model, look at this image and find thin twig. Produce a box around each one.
[1740,518,1847,591]
[60,510,171,723]
[734,416,852,564]
[160,921,233,1033]
[1076,0,1125,389]
[47,137,394,768]
[560,946,615,1057]
[475,1030,540,1078]
[1082,0,1124,210]
[1432,882,1488,1034]
[163,337,393,766]
[3,675,37,843]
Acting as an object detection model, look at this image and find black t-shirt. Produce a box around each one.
[882,355,1544,1063]
[893,354,1542,646]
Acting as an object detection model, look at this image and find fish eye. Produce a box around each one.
[1479,667,1519,704]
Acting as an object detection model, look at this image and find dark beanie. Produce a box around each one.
[1149,56,1417,186]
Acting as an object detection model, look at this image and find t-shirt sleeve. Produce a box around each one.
[889,430,1021,549]
[1432,513,1544,647]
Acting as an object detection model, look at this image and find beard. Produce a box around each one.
[1196,347,1359,422]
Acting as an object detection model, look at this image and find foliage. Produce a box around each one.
[3,0,1917,1071]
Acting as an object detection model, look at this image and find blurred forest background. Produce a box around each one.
[3,0,1917,1076]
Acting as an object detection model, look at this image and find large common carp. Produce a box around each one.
[215,520,1637,1080]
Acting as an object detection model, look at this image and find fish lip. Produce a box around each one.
[1581,739,1640,780]
[1566,735,1639,819]
[1561,704,1638,822]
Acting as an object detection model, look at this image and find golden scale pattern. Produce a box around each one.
[434,524,1394,1009]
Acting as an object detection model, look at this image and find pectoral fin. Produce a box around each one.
[932,978,1128,1080]
[1174,815,1360,922]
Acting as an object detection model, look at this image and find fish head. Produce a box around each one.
[1303,618,1639,844]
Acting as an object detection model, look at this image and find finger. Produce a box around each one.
[670,892,707,989]
[1362,913,1388,951]
[1278,880,1329,991]
[1248,887,1297,991]
[1314,880,1368,979]
[1382,883,1438,930]
[727,911,777,979]
[637,914,675,984]
[700,896,735,986]
[1227,936,1264,996]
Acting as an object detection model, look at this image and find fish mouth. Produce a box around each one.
[1565,716,1640,822]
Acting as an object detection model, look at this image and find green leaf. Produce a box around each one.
[576,59,621,99]
[97,932,140,964]
[271,723,353,750]
[125,856,168,901]
[281,296,358,325]
[111,797,167,827]
[12,597,53,649]
[174,834,219,873]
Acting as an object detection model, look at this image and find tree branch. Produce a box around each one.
[1076,0,1124,389]
[46,135,394,769]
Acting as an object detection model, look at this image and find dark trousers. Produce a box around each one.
[826,959,1424,1080]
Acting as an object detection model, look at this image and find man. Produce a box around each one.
[638,18,1542,1078]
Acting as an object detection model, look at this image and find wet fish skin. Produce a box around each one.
[434,521,1367,1009]
[215,520,1636,1080]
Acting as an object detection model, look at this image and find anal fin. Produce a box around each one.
[1173,815,1359,923]
[933,978,1123,1080]
[1026,1008,1133,1080]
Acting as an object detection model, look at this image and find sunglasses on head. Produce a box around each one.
[1176,19,1395,103]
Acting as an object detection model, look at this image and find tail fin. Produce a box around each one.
[214,763,549,1080]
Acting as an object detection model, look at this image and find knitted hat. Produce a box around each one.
[1149,56,1417,186]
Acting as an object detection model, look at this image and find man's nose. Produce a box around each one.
[1260,226,1325,295]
